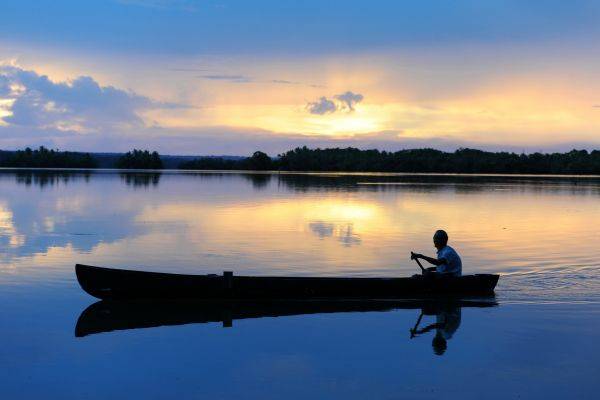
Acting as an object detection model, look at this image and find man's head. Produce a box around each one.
[432,334,447,356]
[433,230,448,250]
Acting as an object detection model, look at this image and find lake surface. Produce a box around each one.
[1,170,599,399]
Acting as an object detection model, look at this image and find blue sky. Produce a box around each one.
[4,1,599,54]
[2,1,600,154]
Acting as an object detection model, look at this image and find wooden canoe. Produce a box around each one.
[75,264,499,300]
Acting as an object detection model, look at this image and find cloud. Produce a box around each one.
[0,64,182,132]
[167,67,210,72]
[116,0,199,12]
[271,79,299,85]
[306,91,364,115]
[334,91,364,111]
[306,96,337,115]
[199,74,253,83]
[200,75,319,87]
[273,79,324,88]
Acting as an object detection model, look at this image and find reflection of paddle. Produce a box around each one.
[411,252,426,273]
[410,311,424,338]
[410,311,446,338]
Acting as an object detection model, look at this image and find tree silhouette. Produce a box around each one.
[115,149,163,169]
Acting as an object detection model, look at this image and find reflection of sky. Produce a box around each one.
[1,287,599,399]
[0,174,145,262]
[1,171,600,398]
[1,171,600,301]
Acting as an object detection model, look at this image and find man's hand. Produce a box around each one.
[412,252,444,267]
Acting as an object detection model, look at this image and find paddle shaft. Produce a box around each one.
[410,311,424,338]
[414,257,425,273]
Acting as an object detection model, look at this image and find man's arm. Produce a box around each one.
[412,322,446,335]
[411,252,447,266]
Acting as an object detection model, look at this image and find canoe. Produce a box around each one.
[75,298,498,337]
[75,264,499,300]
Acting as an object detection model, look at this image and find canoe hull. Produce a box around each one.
[75,264,499,300]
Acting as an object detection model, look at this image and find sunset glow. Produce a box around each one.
[2,2,600,154]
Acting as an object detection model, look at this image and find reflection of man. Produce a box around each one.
[410,304,462,356]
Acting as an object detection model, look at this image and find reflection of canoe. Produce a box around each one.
[76,264,500,300]
[75,298,497,337]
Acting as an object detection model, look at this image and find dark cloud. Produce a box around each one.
[271,79,299,85]
[306,96,337,115]
[199,75,319,87]
[167,67,210,72]
[199,74,253,83]
[306,91,364,115]
[335,91,364,111]
[117,0,199,12]
[271,79,323,88]
[0,65,183,132]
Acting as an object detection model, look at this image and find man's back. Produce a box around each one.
[436,245,462,276]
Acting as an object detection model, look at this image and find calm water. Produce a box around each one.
[1,170,599,399]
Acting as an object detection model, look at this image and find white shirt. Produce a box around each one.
[436,308,462,340]
[436,245,462,276]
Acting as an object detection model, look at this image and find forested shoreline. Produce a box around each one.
[181,147,600,175]
[3,146,600,174]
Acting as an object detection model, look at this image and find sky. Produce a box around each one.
[2,0,600,155]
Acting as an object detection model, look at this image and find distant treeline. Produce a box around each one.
[180,147,600,175]
[0,147,163,169]
[4,146,600,174]
[179,151,273,170]
[0,147,97,168]
[115,149,163,169]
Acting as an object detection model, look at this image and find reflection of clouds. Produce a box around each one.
[0,204,25,248]
[337,224,361,247]
[135,198,385,274]
[308,221,334,238]
[309,221,362,247]
[3,171,600,290]
[0,182,146,265]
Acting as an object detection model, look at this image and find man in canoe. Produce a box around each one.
[411,230,462,276]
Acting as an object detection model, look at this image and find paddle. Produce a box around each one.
[410,311,424,338]
[411,251,426,274]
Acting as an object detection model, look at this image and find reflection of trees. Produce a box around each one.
[241,173,272,190]
[120,173,161,188]
[14,171,91,188]
[8,171,163,189]
[276,173,600,195]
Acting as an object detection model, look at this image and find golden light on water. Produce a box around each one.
[2,174,600,279]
